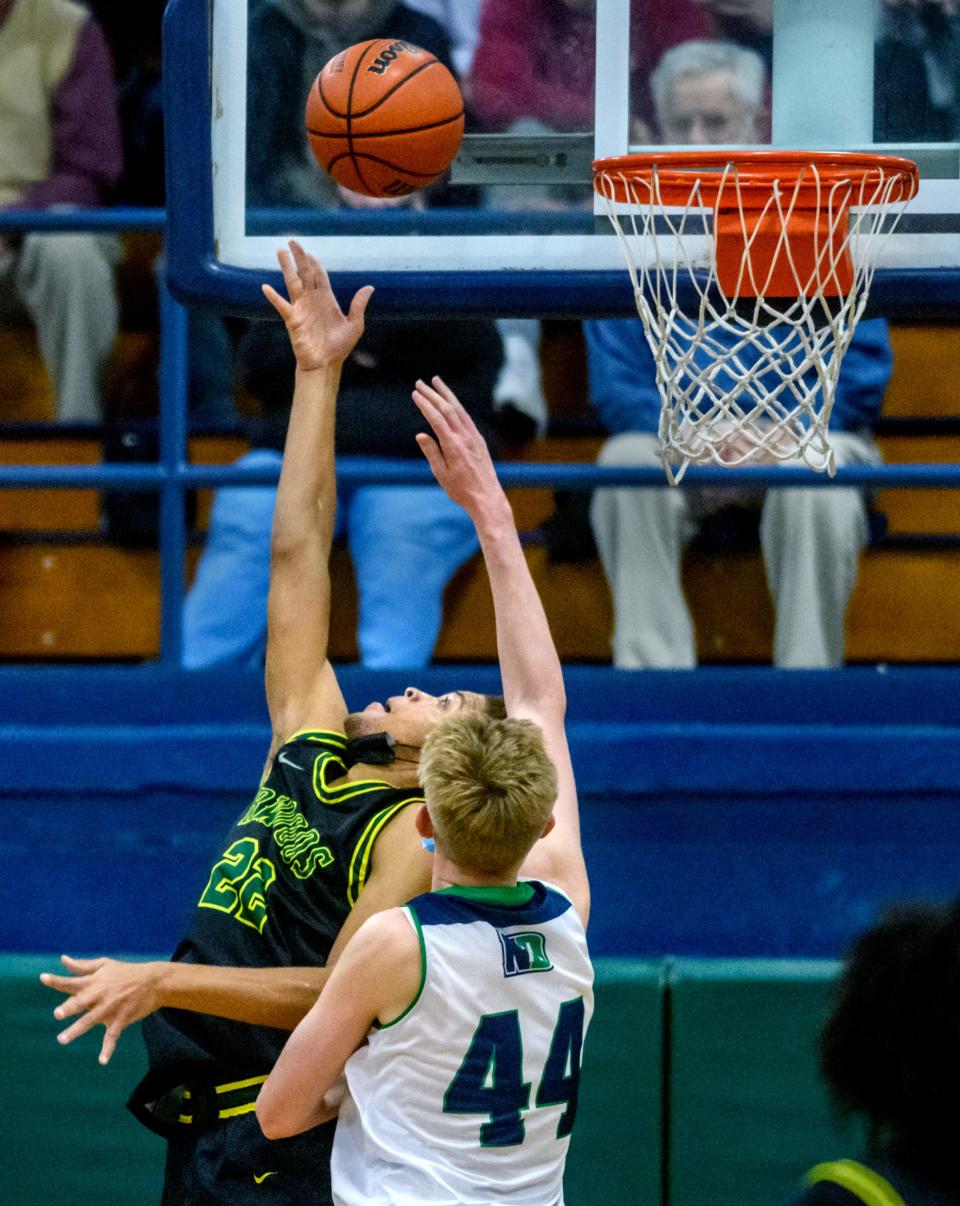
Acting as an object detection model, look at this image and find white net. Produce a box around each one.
[594,155,917,484]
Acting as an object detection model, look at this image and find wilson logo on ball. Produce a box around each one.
[366,40,419,75]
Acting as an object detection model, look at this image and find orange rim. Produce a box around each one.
[593,150,920,207]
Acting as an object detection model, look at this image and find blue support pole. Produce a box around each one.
[158,283,190,667]
[0,207,165,233]
[7,460,960,491]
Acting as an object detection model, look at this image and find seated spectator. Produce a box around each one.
[0,0,122,422]
[787,897,960,1205]
[586,40,892,669]
[246,0,454,210]
[183,187,502,670]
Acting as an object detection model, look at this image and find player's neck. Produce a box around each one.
[344,760,421,789]
[432,857,522,892]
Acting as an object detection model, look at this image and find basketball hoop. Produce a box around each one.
[593,151,919,484]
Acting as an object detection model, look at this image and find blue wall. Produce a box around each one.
[4,665,959,958]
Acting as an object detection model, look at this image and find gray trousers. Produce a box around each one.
[0,232,119,422]
[590,430,881,668]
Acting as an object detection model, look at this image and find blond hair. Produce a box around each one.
[419,713,557,876]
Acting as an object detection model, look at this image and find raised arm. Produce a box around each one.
[411,378,589,923]
[261,243,373,749]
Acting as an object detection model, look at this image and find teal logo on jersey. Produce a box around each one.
[499,931,553,977]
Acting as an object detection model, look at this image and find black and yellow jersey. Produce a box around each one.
[141,729,424,1081]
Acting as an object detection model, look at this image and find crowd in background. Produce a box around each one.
[1,0,960,672]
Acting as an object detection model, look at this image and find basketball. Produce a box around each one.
[305,39,465,199]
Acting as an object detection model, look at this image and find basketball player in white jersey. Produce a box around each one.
[257,376,592,1206]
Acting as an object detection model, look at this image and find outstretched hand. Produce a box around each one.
[411,377,505,518]
[40,955,164,1065]
[262,240,374,372]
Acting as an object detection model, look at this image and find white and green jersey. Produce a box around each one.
[331,880,593,1206]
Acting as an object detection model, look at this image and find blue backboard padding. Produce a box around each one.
[3,666,959,958]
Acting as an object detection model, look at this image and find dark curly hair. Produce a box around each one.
[819,898,960,1195]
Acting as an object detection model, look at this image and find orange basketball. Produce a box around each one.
[306,39,465,199]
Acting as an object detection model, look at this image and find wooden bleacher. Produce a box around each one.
[0,318,959,662]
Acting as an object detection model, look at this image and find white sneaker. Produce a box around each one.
[493,332,548,435]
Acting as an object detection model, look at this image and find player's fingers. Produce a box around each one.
[431,376,472,431]
[57,1010,101,1046]
[412,385,453,438]
[313,259,332,296]
[61,954,106,973]
[348,285,375,325]
[415,433,446,478]
[276,248,302,300]
[431,376,462,410]
[53,992,91,1019]
[413,380,455,425]
[39,971,85,995]
[99,1025,123,1066]
[262,283,293,321]
[290,241,321,293]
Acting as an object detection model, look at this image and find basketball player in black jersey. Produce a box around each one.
[40,243,511,1204]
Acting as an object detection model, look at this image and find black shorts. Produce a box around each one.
[161,1113,335,1205]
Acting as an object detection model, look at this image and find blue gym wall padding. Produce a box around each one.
[3,666,959,957]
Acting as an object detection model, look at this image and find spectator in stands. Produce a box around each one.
[788,897,960,1205]
[586,40,892,669]
[183,186,501,670]
[650,34,769,144]
[695,0,960,141]
[469,0,714,438]
[92,0,240,427]
[405,0,482,81]
[247,0,454,211]
[0,0,122,423]
[876,0,960,140]
[471,0,713,137]
[691,0,772,66]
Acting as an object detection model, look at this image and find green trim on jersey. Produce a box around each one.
[347,797,425,906]
[374,907,428,1031]
[806,1161,906,1206]
[437,883,537,907]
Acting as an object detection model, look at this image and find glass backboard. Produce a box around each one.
[164,0,960,315]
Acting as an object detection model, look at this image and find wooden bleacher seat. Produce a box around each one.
[0,430,244,657]
[0,321,958,662]
[0,328,54,422]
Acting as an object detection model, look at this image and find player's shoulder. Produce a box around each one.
[263,729,348,791]
[351,906,420,967]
